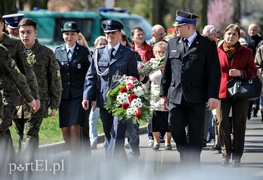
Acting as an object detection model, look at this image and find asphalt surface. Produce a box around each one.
[5,115,263,180]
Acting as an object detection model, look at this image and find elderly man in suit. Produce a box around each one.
[82,20,139,159]
[160,10,221,166]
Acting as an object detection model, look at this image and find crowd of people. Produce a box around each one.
[0,9,262,176]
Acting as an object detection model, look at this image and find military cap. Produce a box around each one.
[2,13,24,29]
[102,20,124,33]
[173,10,199,27]
[61,21,80,33]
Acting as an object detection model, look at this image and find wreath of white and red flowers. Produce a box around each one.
[105,75,150,123]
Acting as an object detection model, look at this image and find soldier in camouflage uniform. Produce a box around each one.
[14,18,62,160]
[0,43,37,172]
[0,17,40,161]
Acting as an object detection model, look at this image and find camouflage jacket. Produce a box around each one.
[0,33,39,106]
[27,40,62,116]
[0,44,34,103]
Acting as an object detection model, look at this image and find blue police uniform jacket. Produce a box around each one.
[55,43,91,99]
[83,44,139,108]
[160,32,221,104]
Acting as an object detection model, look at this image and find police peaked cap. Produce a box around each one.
[102,20,124,32]
[2,13,24,29]
[61,21,80,33]
[173,10,199,27]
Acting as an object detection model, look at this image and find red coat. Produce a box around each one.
[131,41,155,62]
[217,43,257,98]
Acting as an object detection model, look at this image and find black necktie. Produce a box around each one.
[110,48,115,59]
[183,39,188,53]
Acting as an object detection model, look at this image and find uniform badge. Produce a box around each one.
[27,58,31,65]
[15,66,20,73]
[171,50,177,52]
[189,54,197,60]
[77,63,81,69]
[56,70,61,77]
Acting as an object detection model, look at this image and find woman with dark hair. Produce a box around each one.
[217,24,257,167]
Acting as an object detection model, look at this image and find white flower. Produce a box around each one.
[126,107,137,116]
[133,86,145,97]
[116,93,128,104]
[131,98,143,108]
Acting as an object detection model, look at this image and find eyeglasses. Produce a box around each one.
[156,32,166,36]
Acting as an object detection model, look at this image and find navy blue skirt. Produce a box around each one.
[59,97,87,128]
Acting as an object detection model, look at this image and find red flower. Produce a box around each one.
[126,83,134,90]
[135,107,141,118]
[120,86,127,93]
[128,94,137,103]
[122,103,129,109]
[130,76,136,81]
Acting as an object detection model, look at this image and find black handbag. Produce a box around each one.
[227,76,262,100]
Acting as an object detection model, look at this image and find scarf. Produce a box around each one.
[222,41,239,62]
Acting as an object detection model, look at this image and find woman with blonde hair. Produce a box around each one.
[77,32,88,47]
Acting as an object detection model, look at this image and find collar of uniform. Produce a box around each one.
[67,43,76,53]
[186,31,198,47]
[107,43,120,56]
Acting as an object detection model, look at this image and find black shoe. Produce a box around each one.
[210,144,221,153]
[153,144,160,150]
[165,144,172,150]
[232,159,240,167]
[222,155,230,166]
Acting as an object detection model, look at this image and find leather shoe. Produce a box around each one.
[153,144,160,150]
[222,155,230,166]
[232,159,240,167]
[165,144,172,150]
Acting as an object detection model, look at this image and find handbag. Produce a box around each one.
[227,76,262,100]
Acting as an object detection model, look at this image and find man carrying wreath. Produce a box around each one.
[82,19,139,159]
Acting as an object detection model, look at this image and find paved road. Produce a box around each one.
[6,116,263,180]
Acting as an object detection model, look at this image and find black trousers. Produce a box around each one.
[100,108,126,159]
[80,109,91,155]
[169,100,206,165]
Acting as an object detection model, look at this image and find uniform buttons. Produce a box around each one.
[67,73,69,75]
[68,82,70,84]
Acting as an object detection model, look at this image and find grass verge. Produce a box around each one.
[9,112,146,148]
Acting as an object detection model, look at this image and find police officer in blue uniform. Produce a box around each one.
[2,13,24,38]
[82,20,139,159]
[55,21,91,154]
[160,10,221,166]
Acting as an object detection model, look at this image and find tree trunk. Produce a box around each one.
[198,0,208,31]
[233,0,240,24]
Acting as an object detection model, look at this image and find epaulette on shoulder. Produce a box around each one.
[55,45,64,50]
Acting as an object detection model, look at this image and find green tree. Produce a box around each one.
[0,0,16,16]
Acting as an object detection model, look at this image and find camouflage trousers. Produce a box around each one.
[0,105,18,168]
[13,117,43,161]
